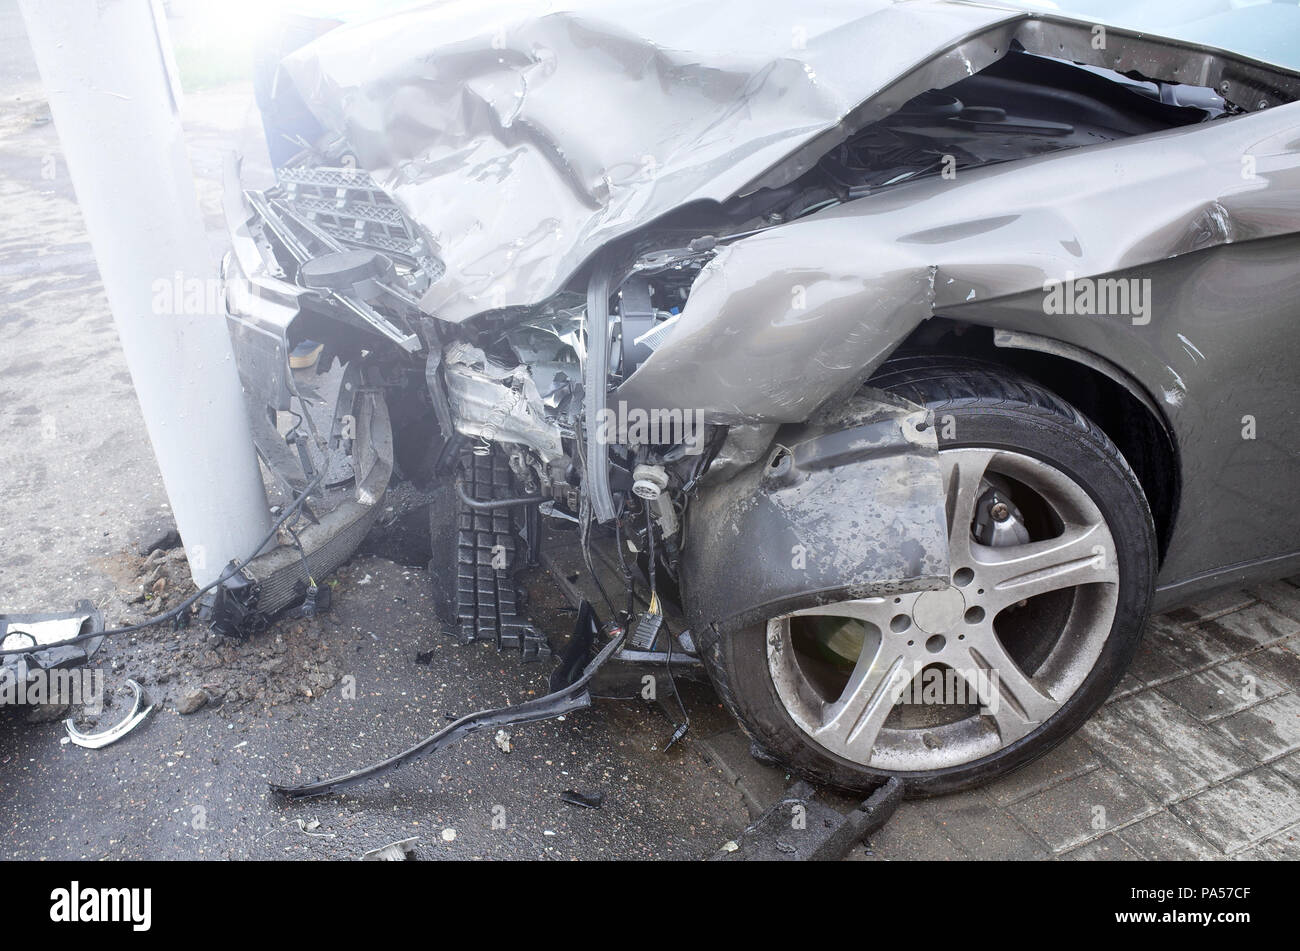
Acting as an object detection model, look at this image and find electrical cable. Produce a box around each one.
[612,502,636,624]
[644,503,689,749]
[0,468,328,658]
[578,494,618,619]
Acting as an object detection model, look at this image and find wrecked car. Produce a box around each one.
[219,0,1300,796]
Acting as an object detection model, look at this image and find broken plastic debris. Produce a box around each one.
[2,601,104,674]
[360,836,418,861]
[1,616,91,651]
[441,828,456,842]
[64,679,152,750]
[559,789,604,809]
[494,729,512,753]
[295,817,335,839]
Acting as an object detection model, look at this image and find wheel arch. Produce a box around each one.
[882,320,1180,565]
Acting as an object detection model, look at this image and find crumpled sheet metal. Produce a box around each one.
[442,340,565,461]
[618,100,1300,424]
[682,392,949,633]
[279,0,1017,324]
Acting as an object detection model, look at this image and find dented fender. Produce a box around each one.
[618,100,1300,425]
[682,393,949,635]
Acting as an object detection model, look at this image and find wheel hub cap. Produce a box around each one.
[912,587,965,634]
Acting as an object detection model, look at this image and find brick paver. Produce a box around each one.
[965,579,1300,860]
[865,577,1300,859]
[1172,767,1300,854]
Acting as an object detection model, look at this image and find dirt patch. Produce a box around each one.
[64,549,393,731]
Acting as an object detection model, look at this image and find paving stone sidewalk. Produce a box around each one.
[690,579,1300,860]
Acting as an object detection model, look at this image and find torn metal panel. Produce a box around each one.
[276,1,1015,324]
[618,100,1300,423]
[239,370,395,619]
[278,2,1300,325]
[503,305,586,426]
[682,393,949,634]
[442,340,564,462]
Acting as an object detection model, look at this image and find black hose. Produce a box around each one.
[454,480,545,510]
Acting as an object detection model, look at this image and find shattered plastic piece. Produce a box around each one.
[1,601,104,676]
[197,563,264,640]
[440,828,456,843]
[361,836,418,861]
[711,777,903,861]
[295,818,335,839]
[559,789,604,810]
[64,679,152,750]
[1,616,91,651]
[494,730,512,754]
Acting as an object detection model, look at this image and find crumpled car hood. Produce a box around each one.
[279,0,1020,323]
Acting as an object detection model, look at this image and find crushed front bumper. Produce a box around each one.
[214,156,394,630]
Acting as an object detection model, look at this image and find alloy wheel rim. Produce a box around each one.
[767,447,1120,772]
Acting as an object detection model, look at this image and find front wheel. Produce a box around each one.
[700,358,1157,796]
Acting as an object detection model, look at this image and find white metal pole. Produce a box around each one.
[20,0,270,587]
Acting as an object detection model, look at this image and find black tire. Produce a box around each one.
[699,356,1157,796]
